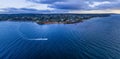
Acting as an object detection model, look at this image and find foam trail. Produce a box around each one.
[28,38,48,40]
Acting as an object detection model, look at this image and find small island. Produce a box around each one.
[0,14,110,24]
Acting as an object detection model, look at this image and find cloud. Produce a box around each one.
[88,1,111,8]
[27,0,120,10]
[0,8,68,14]
[0,0,120,13]
[48,1,88,10]
[28,0,65,4]
[0,8,49,14]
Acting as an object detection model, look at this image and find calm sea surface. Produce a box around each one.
[0,14,120,59]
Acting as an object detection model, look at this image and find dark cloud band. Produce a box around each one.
[27,0,120,10]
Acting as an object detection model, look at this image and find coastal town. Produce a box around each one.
[0,14,110,24]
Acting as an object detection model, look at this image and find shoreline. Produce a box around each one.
[0,14,111,24]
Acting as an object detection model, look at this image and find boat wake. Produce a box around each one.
[28,38,48,40]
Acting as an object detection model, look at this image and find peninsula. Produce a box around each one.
[0,14,111,24]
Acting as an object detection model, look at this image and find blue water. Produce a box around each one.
[0,15,120,59]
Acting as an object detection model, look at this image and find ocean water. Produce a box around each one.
[0,15,120,59]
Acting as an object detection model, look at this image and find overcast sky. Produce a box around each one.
[0,0,120,14]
